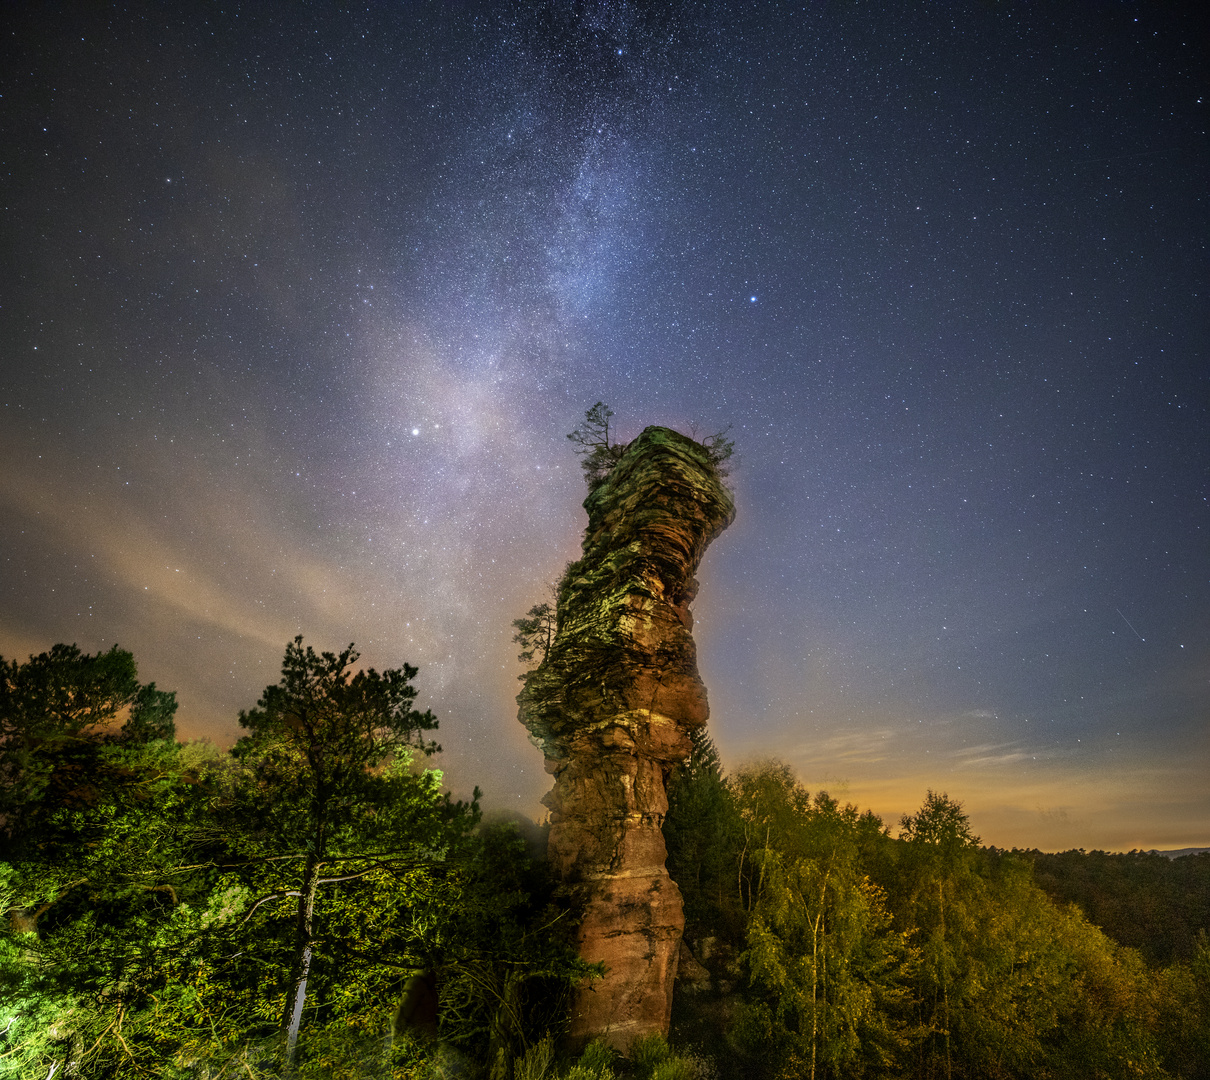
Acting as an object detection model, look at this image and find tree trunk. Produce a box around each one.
[282,855,321,1075]
[809,868,830,1080]
[488,973,524,1080]
[940,878,950,1080]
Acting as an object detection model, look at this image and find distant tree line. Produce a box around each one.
[1025,847,1210,966]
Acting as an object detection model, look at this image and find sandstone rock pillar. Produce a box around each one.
[517,426,734,1052]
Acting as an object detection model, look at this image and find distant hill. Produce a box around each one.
[1020,848,1210,964]
[1150,847,1210,859]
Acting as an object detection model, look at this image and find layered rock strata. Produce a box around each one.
[517,426,735,1052]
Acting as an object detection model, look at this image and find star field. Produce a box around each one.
[1,2,1206,850]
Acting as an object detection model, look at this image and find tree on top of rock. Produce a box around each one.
[567,402,736,490]
[567,401,627,489]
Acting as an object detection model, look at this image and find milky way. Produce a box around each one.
[2,2,1206,850]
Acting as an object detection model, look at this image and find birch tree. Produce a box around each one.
[731,765,918,1078]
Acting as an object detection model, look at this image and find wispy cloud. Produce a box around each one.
[949,742,1032,768]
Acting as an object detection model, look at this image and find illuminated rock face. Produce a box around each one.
[518,426,734,1052]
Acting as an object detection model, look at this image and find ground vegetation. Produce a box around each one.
[2,643,1207,1079]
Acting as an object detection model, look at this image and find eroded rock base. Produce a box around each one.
[546,713,689,1047]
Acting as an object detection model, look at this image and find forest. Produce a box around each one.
[1,638,1208,1079]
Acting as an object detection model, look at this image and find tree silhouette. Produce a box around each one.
[512,601,557,667]
[566,402,626,489]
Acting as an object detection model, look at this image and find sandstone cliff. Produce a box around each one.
[517,425,735,1052]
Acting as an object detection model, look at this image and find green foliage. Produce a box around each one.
[1,642,142,739]
[627,1034,708,1080]
[629,1033,673,1073]
[0,643,192,1077]
[0,643,177,839]
[731,765,919,1079]
[575,1038,617,1077]
[665,763,1206,1080]
[0,637,485,1078]
[235,634,440,766]
[563,1067,612,1080]
[1028,848,1210,965]
[565,403,735,492]
[886,792,1182,1080]
[226,636,464,1071]
[664,728,744,936]
[1155,931,1210,1079]
[0,737,219,1079]
[515,1034,556,1080]
[4,638,1208,1079]
[438,822,599,1079]
[650,1060,698,1080]
[898,789,980,854]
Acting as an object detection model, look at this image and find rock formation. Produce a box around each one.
[517,426,735,1052]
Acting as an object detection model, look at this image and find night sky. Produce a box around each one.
[3,2,1206,852]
